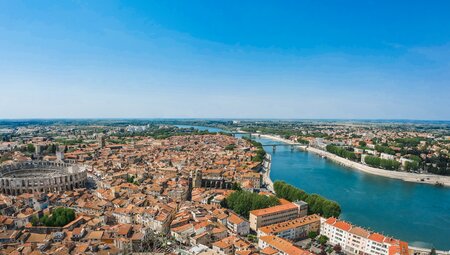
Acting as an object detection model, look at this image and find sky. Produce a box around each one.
[0,1,449,120]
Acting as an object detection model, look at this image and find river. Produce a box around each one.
[177,125,450,250]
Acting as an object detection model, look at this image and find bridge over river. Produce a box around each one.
[177,124,450,250]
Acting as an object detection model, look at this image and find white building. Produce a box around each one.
[258,235,313,255]
[380,153,395,160]
[320,217,409,255]
[400,157,414,167]
[226,212,250,236]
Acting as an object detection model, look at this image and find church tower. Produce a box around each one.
[192,169,202,188]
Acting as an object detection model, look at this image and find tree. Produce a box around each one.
[222,190,279,218]
[430,248,436,255]
[333,244,342,253]
[247,234,258,243]
[37,207,76,227]
[30,215,40,226]
[27,144,35,153]
[127,175,135,183]
[231,182,242,191]
[375,145,395,155]
[364,155,401,170]
[359,141,367,147]
[225,144,236,151]
[274,181,341,217]
[404,161,420,171]
[326,145,357,161]
[318,235,329,245]
[308,231,318,239]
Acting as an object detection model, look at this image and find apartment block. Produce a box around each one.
[257,214,320,240]
[249,200,307,231]
[320,217,409,255]
[258,235,314,255]
[226,212,250,236]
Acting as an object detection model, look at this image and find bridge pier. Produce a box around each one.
[291,145,294,152]
[272,145,276,153]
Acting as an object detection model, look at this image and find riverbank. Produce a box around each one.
[261,153,274,192]
[255,133,450,187]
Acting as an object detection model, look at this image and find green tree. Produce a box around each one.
[318,235,329,245]
[30,215,40,226]
[308,231,318,239]
[404,161,419,171]
[430,248,436,255]
[225,144,236,151]
[222,190,279,218]
[326,145,357,161]
[27,144,35,153]
[231,182,242,191]
[274,181,341,217]
[38,207,76,227]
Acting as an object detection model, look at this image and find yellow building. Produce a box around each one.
[249,200,306,231]
[257,214,320,240]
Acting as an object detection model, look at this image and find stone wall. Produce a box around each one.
[0,161,87,195]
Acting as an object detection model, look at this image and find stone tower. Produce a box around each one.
[97,134,105,148]
[192,169,202,188]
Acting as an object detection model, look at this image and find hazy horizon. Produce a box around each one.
[1,118,450,123]
[1,1,449,119]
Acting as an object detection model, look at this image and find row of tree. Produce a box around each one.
[273,181,341,218]
[326,145,357,160]
[31,207,76,227]
[374,145,396,155]
[404,160,420,171]
[221,190,280,218]
[424,155,450,176]
[21,143,59,155]
[364,155,401,170]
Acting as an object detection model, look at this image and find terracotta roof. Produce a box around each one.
[259,235,313,255]
[259,214,320,235]
[26,233,47,243]
[213,240,233,249]
[334,220,352,231]
[250,202,297,217]
[349,226,370,238]
[86,230,104,240]
[369,233,386,243]
[228,213,245,225]
[260,246,279,255]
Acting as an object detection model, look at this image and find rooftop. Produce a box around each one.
[258,214,320,235]
[250,202,298,217]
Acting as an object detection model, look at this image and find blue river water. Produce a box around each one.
[177,125,450,250]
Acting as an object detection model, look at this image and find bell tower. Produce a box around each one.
[192,169,202,188]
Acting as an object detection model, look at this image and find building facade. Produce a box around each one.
[257,214,320,240]
[0,161,87,195]
[320,217,409,255]
[249,200,307,231]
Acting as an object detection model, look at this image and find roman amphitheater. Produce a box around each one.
[0,161,87,196]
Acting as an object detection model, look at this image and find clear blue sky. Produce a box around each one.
[1,1,449,119]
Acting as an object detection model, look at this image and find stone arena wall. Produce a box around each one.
[0,161,87,195]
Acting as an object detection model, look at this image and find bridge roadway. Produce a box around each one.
[260,143,305,147]
[226,132,308,151]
